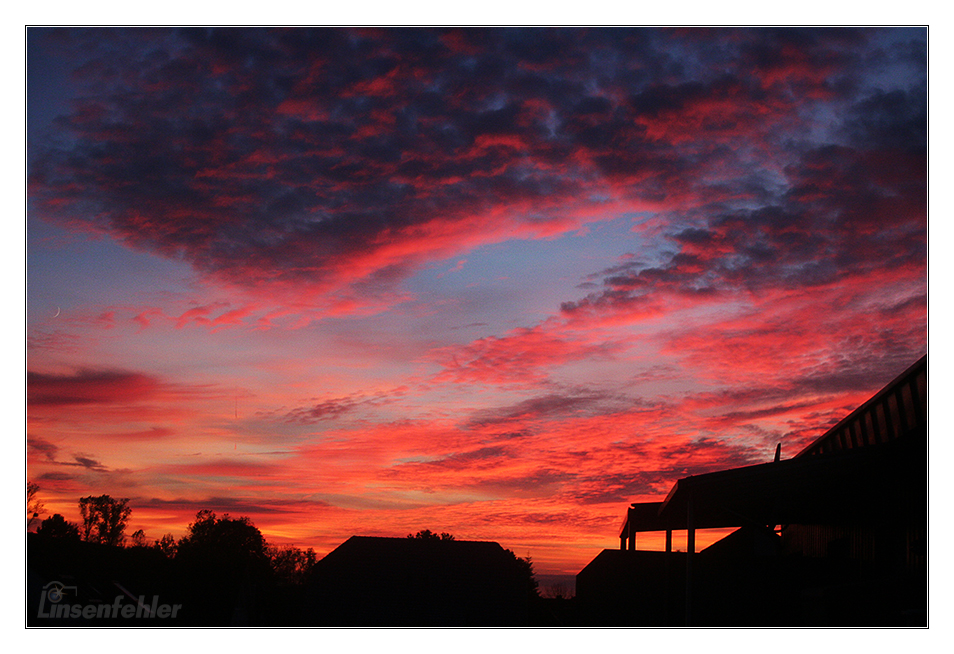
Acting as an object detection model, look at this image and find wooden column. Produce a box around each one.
[665,529,672,553]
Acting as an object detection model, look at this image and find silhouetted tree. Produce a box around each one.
[27,482,44,529]
[505,549,539,599]
[174,510,273,624]
[35,513,80,541]
[177,510,269,562]
[154,533,177,558]
[407,529,455,540]
[268,544,317,585]
[175,510,273,586]
[130,529,148,548]
[78,495,131,546]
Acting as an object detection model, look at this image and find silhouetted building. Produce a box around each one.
[306,536,533,626]
[578,355,927,626]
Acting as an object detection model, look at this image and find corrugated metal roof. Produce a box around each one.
[796,354,926,457]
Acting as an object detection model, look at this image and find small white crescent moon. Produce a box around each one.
[53,306,60,318]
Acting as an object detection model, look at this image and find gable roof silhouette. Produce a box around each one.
[319,535,509,565]
[307,536,531,626]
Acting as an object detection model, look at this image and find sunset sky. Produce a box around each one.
[26,27,927,576]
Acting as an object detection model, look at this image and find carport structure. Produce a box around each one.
[617,355,927,625]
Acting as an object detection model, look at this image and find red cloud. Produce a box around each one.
[432,319,630,386]
[28,369,160,406]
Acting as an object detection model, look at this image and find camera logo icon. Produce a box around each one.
[42,581,76,604]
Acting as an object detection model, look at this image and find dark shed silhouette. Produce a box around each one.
[306,536,531,626]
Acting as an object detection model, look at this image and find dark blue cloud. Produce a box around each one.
[29,27,925,305]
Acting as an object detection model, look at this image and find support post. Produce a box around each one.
[621,508,631,550]
[685,492,695,627]
[665,529,672,553]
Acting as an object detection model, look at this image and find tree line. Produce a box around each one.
[28,484,538,597]
[27,484,317,585]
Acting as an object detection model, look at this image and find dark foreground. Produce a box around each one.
[27,532,925,627]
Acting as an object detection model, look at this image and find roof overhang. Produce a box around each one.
[619,502,667,536]
[624,434,924,533]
